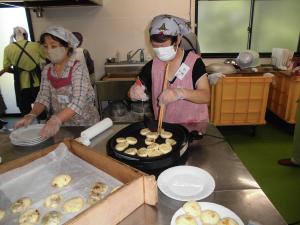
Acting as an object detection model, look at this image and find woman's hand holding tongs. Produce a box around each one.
[158,88,184,106]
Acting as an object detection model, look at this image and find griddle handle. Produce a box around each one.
[188,130,203,143]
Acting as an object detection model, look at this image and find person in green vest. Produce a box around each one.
[278,99,300,167]
[0,26,47,120]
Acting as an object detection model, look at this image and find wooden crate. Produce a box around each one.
[0,140,157,225]
[268,73,300,124]
[210,75,272,126]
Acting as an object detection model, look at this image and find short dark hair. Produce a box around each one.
[40,33,73,56]
[150,34,177,45]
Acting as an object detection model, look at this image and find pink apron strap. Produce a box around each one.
[48,60,78,89]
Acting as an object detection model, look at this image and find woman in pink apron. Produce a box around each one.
[129,14,210,132]
[15,26,100,138]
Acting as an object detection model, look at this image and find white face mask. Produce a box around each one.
[47,47,67,63]
[153,45,177,61]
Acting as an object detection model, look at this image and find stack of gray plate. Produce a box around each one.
[9,124,47,146]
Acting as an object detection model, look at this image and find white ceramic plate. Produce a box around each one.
[157,166,215,201]
[11,138,45,146]
[9,124,45,141]
[9,124,48,146]
[170,202,244,225]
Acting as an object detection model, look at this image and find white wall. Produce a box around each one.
[30,0,194,80]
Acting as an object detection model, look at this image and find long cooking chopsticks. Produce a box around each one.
[157,63,170,133]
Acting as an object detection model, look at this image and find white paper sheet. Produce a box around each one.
[0,143,123,225]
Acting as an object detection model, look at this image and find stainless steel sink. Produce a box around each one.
[104,60,147,75]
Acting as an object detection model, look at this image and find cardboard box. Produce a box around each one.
[0,140,158,225]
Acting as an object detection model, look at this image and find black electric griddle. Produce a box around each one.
[106,121,201,172]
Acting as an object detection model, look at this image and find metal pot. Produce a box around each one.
[110,101,127,117]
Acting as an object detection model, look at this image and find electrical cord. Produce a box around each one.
[203,133,225,140]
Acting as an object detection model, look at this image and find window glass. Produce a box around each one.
[197,0,250,53]
[252,0,300,52]
[197,0,300,54]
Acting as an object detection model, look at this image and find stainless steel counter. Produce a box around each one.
[0,124,287,225]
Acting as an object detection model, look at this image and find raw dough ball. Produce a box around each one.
[160,130,173,139]
[145,138,155,145]
[159,143,172,154]
[41,211,61,225]
[140,128,150,136]
[147,149,162,157]
[166,138,177,146]
[175,214,197,225]
[63,197,84,213]
[146,132,159,139]
[116,137,126,143]
[87,194,102,205]
[11,197,32,213]
[19,208,40,224]
[44,194,62,209]
[126,137,138,145]
[124,148,137,155]
[201,210,220,225]
[182,201,201,218]
[115,142,129,151]
[51,174,71,188]
[90,182,108,195]
[137,147,148,157]
[217,217,238,225]
[147,143,159,151]
[0,209,5,221]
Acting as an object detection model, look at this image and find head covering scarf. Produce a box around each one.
[41,25,79,48]
[10,26,28,43]
[149,14,192,36]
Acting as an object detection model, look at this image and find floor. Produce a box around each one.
[219,123,300,225]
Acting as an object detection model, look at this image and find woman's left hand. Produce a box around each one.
[40,115,62,139]
[158,88,184,106]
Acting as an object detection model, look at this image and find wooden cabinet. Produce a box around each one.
[210,74,272,126]
[268,72,300,124]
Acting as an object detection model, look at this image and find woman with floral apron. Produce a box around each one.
[15,26,100,138]
[129,14,210,133]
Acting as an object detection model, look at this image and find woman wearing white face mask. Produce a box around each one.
[14,26,100,138]
[129,14,210,128]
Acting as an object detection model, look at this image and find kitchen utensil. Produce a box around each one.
[206,63,237,74]
[110,101,127,117]
[106,57,116,63]
[106,121,201,172]
[224,58,239,68]
[236,50,260,69]
[157,165,215,201]
[143,114,157,131]
[158,63,170,133]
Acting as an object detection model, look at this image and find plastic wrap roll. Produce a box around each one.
[80,118,113,140]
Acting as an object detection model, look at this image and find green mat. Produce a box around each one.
[219,123,300,225]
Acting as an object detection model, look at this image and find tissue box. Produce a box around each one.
[0,140,158,225]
